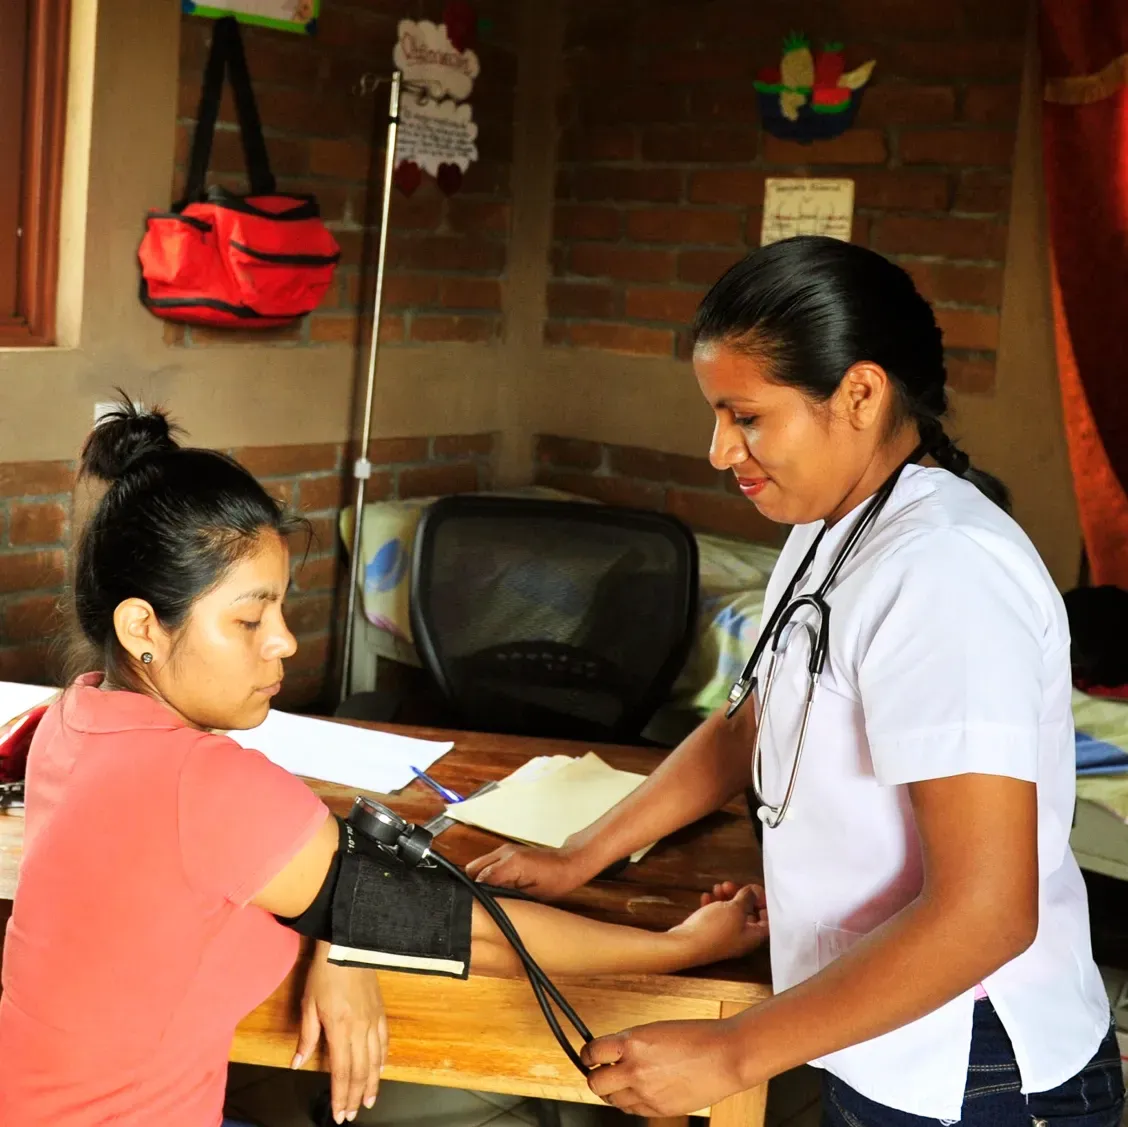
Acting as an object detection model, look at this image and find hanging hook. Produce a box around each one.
[352,71,450,104]
[352,72,385,98]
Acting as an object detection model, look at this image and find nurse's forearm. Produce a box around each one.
[725,894,1035,1088]
[566,706,757,873]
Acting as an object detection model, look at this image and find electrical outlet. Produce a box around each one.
[93,400,142,425]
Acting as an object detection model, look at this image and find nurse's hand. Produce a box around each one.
[465,840,596,900]
[294,941,388,1123]
[582,1017,748,1116]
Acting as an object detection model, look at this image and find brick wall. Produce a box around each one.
[172,2,517,349]
[533,434,783,546]
[0,435,494,710]
[549,0,1025,392]
[0,463,73,685]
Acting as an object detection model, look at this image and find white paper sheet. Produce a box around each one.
[0,682,59,722]
[761,177,855,246]
[228,710,452,795]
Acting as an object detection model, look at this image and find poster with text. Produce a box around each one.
[760,178,855,246]
[393,19,479,101]
[398,99,478,176]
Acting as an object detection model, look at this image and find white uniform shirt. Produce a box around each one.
[754,465,1108,1119]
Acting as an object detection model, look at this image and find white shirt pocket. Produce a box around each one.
[816,922,867,971]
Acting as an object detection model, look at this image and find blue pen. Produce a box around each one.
[411,766,464,804]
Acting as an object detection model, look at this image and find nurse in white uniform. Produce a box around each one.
[468,237,1123,1126]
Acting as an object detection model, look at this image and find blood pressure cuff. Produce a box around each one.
[276,817,473,979]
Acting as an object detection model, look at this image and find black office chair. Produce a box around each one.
[402,494,699,745]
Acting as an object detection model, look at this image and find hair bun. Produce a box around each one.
[80,394,180,483]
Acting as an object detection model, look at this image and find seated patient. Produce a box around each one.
[0,402,767,1127]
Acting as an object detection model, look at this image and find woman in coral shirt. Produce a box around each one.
[0,402,767,1127]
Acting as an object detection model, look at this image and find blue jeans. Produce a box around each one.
[823,1000,1124,1127]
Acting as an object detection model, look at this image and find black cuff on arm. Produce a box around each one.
[329,849,473,978]
[273,815,473,979]
[272,815,347,940]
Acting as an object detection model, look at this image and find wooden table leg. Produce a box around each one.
[710,1085,768,1127]
[709,1001,769,1127]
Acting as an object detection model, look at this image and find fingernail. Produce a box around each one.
[334,1113,344,1125]
[291,1053,304,1069]
[365,1096,377,1108]
[348,1112,358,1122]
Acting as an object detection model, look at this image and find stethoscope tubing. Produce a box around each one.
[730,444,930,827]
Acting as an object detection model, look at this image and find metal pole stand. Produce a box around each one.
[339,72,403,706]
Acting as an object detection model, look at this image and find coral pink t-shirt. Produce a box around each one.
[0,675,328,1127]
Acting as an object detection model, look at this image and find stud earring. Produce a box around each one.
[141,652,154,665]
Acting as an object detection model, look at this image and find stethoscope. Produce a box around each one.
[346,797,596,1075]
[726,444,929,829]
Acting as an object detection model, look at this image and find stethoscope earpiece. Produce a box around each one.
[756,805,773,824]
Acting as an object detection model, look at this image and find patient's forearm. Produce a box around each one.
[469,899,691,977]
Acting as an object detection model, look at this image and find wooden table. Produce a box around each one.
[0,721,772,1126]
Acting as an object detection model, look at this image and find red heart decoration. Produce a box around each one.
[443,0,476,52]
[435,163,464,196]
[393,161,422,197]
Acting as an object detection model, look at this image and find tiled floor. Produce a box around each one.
[224,1063,824,1127]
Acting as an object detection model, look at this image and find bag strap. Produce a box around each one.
[224,18,276,197]
[181,17,230,206]
[180,17,276,207]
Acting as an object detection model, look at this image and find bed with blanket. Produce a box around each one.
[342,490,1128,881]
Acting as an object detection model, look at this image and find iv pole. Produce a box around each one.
[339,72,403,705]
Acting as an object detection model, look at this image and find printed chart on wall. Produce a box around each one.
[182,0,320,35]
[760,178,854,246]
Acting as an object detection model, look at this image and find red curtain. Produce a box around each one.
[1041,0,1128,588]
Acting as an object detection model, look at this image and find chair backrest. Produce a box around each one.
[409,495,699,743]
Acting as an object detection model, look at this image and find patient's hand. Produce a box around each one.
[668,883,769,965]
[698,879,762,909]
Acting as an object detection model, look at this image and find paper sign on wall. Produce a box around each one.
[391,18,480,197]
[760,178,855,246]
[398,98,479,177]
[394,19,480,101]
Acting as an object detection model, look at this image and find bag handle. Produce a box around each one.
[224,18,277,197]
[180,17,276,207]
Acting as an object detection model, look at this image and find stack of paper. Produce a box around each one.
[0,683,62,812]
[229,710,452,795]
[0,683,453,799]
[445,752,655,862]
[0,682,59,722]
